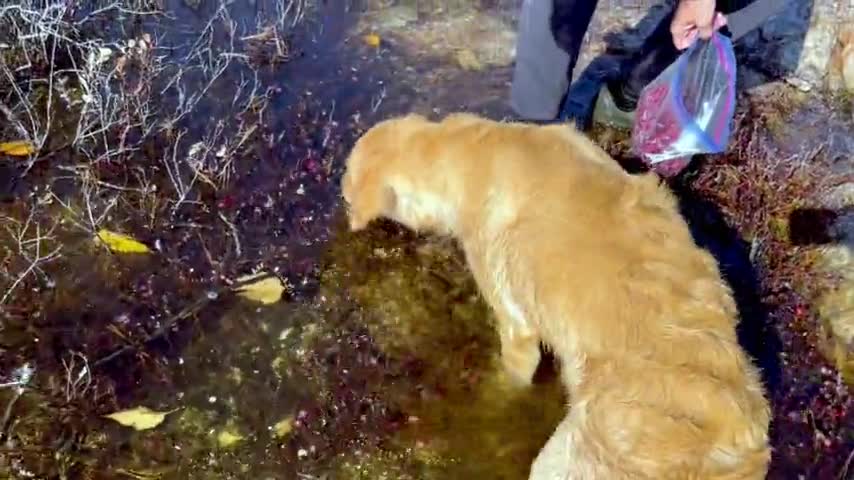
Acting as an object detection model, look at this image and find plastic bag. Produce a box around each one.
[631,32,737,177]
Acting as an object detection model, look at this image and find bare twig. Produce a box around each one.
[92,271,277,368]
[839,447,854,480]
[0,363,34,440]
[0,207,63,306]
[370,86,386,113]
[61,352,92,402]
[218,212,242,258]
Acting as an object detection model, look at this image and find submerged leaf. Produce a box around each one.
[235,273,285,305]
[96,229,150,253]
[0,140,36,157]
[216,427,245,448]
[103,406,177,431]
[272,415,294,438]
[363,33,381,48]
[455,49,482,71]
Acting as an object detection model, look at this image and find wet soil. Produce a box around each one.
[1,1,852,479]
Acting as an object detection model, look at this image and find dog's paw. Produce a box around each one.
[496,364,536,390]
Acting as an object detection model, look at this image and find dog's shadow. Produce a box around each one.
[617,157,784,397]
[667,176,783,398]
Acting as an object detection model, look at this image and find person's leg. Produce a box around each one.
[606,9,680,115]
[509,0,599,122]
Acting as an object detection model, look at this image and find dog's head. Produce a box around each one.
[341,113,430,231]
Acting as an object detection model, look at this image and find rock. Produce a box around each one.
[814,182,854,385]
[844,54,854,94]
[822,182,854,207]
[828,26,854,94]
[795,17,835,86]
[818,285,854,384]
[752,0,854,92]
[786,77,813,92]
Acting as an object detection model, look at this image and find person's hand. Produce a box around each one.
[670,0,728,50]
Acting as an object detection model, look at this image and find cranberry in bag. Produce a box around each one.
[631,32,737,177]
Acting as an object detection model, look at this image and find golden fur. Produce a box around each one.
[341,112,771,480]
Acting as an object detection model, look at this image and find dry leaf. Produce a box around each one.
[95,47,113,65]
[456,49,482,71]
[235,273,284,305]
[96,229,150,254]
[241,26,276,43]
[272,416,294,438]
[115,55,128,76]
[0,140,36,157]
[139,33,152,53]
[103,406,177,431]
[216,427,245,448]
[363,33,381,48]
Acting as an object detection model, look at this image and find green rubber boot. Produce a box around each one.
[592,85,636,130]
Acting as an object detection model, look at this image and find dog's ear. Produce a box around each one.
[347,169,397,231]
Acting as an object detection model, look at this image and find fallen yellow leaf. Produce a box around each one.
[272,415,294,438]
[103,406,178,431]
[235,273,284,305]
[456,49,482,71]
[114,466,172,480]
[216,427,245,448]
[0,140,36,157]
[363,33,381,48]
[96,229,150,253]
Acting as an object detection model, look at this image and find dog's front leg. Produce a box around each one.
[496,314,541,387]
[462,243,541,387]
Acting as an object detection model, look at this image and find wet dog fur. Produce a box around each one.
[341,112,771,480]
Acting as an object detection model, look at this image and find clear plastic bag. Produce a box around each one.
[631,32,737,177]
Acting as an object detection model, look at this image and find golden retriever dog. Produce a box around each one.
[341,112,771,480]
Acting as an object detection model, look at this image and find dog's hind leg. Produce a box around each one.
[528,398,640,480]
[528,402,601,480]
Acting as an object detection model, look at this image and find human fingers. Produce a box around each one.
[713,12,727,30]
[673,28,698,50]
[698,12,728,40]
